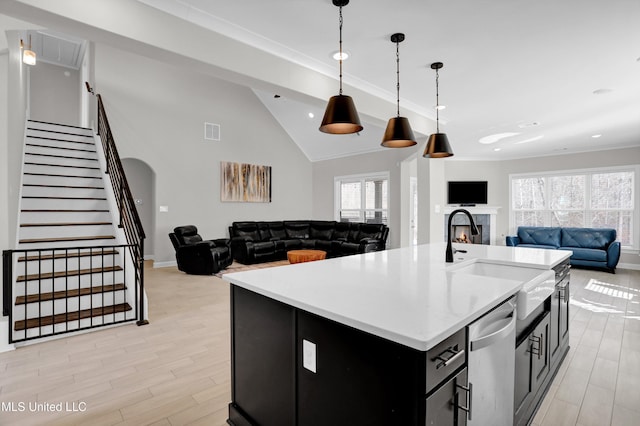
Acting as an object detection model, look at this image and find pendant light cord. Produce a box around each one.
[395,40,400,117]
[338,6,343,95]
[435,67,440,133]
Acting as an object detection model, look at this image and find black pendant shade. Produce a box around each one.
[423,62,454,158]
[423,133,454,158]
[320,94,363,134]
[381,32,416,148]
[382,117,416,148]
[320,0,363,135]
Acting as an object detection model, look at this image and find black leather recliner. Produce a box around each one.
[169,225,233,275]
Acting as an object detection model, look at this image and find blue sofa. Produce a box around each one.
[506,226,621,273]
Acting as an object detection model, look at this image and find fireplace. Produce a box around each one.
[443,206,499,245]
[444,212,492,245]
[452,224,483,244]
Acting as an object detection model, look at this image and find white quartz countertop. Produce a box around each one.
[224,243,570,351]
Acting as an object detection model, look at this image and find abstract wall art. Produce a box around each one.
[220,161,272,203]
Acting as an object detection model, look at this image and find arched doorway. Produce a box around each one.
[121,158,156,258]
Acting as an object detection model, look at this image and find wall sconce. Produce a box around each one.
[20,35,36,66]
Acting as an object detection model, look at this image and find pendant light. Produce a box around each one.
[381,33,417,148]
[319,0,363,134]
[423,62,454,158]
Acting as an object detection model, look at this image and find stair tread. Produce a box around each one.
[16,284,126,305]
[26,152,98,162]
[28,119,93,132]
[14,303,132,331]
[21,209,109,212]
[24,172,102,180]
[19,235,116,244]
[18,249,120,262]
[21,222,112,227]
[22,196,107,200]
[25,162,100,170]
[26,143,96,154]
[27,135,94,146]
[24,183,104,190]
[17,265,123,282]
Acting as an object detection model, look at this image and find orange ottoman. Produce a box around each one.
[287,249,327,264]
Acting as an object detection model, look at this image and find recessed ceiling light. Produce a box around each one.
[591,134,602,138]
[308,112,315,119]
[494,148,502,152]
[593,88,613,95]
[332,51,349,60]
[478,132,520,144]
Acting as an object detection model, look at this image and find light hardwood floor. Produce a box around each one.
[0,263,638,425]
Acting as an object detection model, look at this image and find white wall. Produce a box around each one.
[29,61,80,126]
[80,42,94,128]
[94,44,313,265]
[0,51,9,317]
[1,31,29,333]
[5,30,28,248]
[425,158,446,243]
[312,147,418,249]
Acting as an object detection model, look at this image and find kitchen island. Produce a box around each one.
[224,243,571,426]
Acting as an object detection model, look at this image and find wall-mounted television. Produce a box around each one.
[447,181,488,205]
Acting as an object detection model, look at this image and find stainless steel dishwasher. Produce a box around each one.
[466,296,516,426]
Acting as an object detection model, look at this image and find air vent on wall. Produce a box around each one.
[204,122,221,141]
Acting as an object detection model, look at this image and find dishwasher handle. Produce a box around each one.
[469,315,515,351]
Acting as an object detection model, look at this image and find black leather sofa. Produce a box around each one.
[228,220,389,264]
[169,225,233,274]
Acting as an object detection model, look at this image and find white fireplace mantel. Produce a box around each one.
[444,206,501,245]
[444,205,501,215]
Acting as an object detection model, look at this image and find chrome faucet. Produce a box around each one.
[446,209,479,263]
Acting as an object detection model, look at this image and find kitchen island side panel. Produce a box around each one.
[230,285,429,426]
[231,286,296,426]
[297,309,426,426]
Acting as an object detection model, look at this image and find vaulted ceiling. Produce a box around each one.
[139,0,640,161]
[2,0,639,161]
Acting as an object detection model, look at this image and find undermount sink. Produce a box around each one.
[448,261,555,320]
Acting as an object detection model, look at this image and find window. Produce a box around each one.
[510,167,637,248]
[335,172,389,224]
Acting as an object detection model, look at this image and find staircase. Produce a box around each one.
[5,119,138,343]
